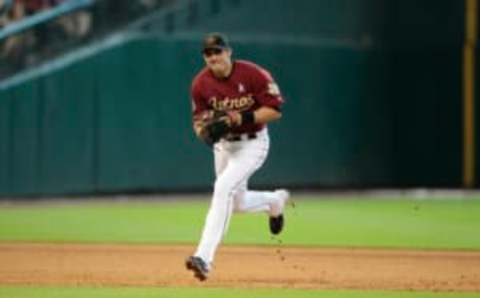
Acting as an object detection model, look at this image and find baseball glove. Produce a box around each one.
[194,110,231,146]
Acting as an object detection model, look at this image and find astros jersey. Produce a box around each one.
[191,60,284,134]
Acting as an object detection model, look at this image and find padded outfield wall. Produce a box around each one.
[0,0,474,196]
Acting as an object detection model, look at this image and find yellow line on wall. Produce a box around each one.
[464,0,477,187]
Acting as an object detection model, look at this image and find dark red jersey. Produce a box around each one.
[191,60,284,134]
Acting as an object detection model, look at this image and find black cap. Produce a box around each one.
[202,33,230,52]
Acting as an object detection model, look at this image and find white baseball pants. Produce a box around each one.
[194,128,281,267]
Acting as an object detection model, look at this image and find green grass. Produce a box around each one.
[0,287,478,298]
[0,196,479,249]
[1,196,479,297]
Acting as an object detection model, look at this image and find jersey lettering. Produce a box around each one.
[208,95,255,111]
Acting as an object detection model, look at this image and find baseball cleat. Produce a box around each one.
[269,189,290,235]
[269,214,284,235]
[185,256,209,281]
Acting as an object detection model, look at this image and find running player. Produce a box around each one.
[186,32,290,281]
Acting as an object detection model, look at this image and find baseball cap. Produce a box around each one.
[202,33,230,52]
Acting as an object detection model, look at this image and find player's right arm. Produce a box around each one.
[251,106,282,124]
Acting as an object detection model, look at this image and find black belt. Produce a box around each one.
[225,133,257,142]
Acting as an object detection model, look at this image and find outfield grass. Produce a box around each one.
[1,287,479,298]
[0,196,479,249]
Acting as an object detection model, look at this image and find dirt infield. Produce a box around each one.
[0,243,479,292]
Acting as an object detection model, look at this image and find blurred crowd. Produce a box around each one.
[1,0,93,73]
[0,0,174,79]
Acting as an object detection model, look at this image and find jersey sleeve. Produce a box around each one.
[250,67,284,110]
[191,78,209,118]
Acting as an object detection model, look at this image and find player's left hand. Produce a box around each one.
[194,110,231,146]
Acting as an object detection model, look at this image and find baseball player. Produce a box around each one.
[185,33,290,281]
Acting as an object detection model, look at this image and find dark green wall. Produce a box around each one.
[382,1,464,47]
[93,40,213,192]
[8,81,42,195]
[0,37,466,196]
[0,39,217,196]
[236,44,394,187]
[183,0,386,40]
[477,46,480,188]
[40,61,97,194]
[0,0,472,196]
[176,0,466,188]
[388,48,462,186]
[179,0,463,46]
[0,92,10,195]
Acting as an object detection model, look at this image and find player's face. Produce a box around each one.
[203,48,232,77]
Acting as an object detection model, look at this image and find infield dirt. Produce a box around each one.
[0,243,479,292]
